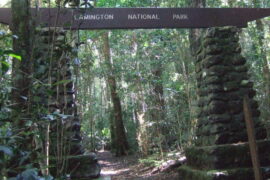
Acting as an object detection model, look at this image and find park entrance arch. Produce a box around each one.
[1,7,270,180]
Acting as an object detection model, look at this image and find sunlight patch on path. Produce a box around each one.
[101,168,130,175]
[101,170,117,176]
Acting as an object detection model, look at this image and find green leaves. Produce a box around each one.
[42,112,73,122]
[0,31,22,75]
[0,60,9,74]
[0,145,13,156]
[8,53,22,61]
[52,79,72,86]
[0,49,22,75]
[18,169,39,180]
[14,168,54,180]
[2,50,22,61]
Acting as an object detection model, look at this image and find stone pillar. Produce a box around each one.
[34,28,83,156]
[178,27,270,180]
[34,28,100,178]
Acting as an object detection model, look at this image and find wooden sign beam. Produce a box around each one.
[0,8,270,29]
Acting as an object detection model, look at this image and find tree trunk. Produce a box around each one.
[102,32,129,156]
[130,34,150,156]
[11,0,33,127]
[189,0,205,55]
[135,78,150,156]
[150,61,168,154]
[174,35,195,147]
[10,0,36,175]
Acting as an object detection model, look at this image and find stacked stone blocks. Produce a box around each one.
[178,27,270,180]
[34,28,100,178]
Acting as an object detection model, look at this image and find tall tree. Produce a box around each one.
[11,0,33,127]
[9,0,37,176]
[102,31,129,156]
[189,0,205,55]
[149,44,167,154]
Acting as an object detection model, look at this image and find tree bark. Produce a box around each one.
[150,61,168,154]
[10,0,36,175]
[11,0,33,127]
[136,77,150,156]
[130,34,150,156]
[102,32,129,156]
[189,0,206,55]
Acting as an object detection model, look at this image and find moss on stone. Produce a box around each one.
[178,166,213,180]
[185,140,270,170]
[178,165,270,180]
[68,154,101,179]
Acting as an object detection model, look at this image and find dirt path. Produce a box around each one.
[96,151,180,180]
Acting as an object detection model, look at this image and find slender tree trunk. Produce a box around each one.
[102,80,117,151]
[102,32,129,156]
[135,79,150,156]
[150,62,168,154]
[131,35,150,156]
[174,50,195,147]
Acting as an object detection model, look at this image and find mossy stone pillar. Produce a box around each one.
[178,27,270,180]
[34,28,83,156]
[33,28,101,178]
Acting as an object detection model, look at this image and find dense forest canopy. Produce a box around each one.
[0,0,270,179]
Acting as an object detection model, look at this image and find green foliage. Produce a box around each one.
[0,27,56,179]
[0,145,13,156]
[139,153,165,167]
[139,151,182,167]
[10,169,53,180]
[0,49,21,75]
[77,28,197,154]
[76,0,270,156]
[0,31,21,75]
[101,128,110,138]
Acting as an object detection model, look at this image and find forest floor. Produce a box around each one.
[95,150,181,180]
